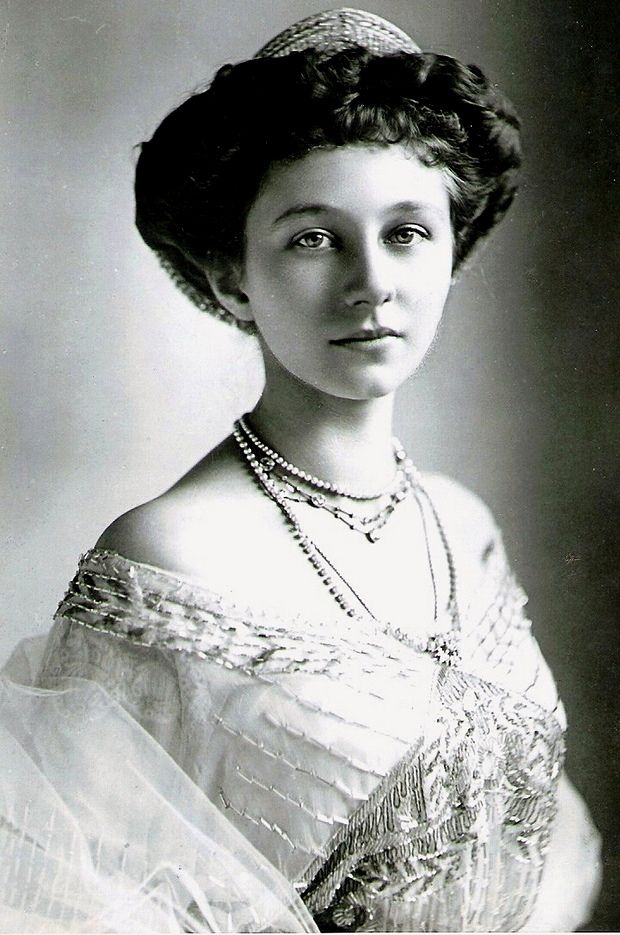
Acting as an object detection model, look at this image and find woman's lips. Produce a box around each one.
[329,327,401,346]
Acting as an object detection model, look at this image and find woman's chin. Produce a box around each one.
[262,349,423,403]
[317,370,417,402]
[321,359,423,401]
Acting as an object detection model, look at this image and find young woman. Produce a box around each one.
[1,8,601,932]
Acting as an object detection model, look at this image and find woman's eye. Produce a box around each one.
[387,225,428,246]
[292,230,334,250]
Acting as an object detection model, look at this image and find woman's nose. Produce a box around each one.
[343,243,395,308]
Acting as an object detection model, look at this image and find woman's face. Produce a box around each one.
[232,143,454,401]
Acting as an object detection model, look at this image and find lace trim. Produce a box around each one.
[57,550,435,670]
[70,548,387,635]
[55,548,563,733]
[62,549,506,657]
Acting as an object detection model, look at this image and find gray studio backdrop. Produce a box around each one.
[3,1,618,929]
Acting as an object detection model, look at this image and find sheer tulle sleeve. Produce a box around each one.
[0,582,318,932]
[37,617,185,762]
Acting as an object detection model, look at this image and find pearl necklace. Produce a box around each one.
[232,420,461,665]
[238,415,408,500]
[237,415,417,542]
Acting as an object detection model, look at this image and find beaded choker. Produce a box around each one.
[233,416,461,665]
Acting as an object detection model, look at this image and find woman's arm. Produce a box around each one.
[521,772,602,932]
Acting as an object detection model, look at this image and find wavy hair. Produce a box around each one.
[135,49,522,318]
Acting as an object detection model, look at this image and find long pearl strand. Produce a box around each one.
[232,420,461,665]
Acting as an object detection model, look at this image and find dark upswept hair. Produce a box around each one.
[135,48,521,323]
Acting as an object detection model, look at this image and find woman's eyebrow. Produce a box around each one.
[388,200,448,218]
[272,199,448,227]
[272,203,332,226]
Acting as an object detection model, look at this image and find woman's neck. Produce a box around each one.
[249,376,398,493]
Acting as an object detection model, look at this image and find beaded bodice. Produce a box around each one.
[39,479,565,932]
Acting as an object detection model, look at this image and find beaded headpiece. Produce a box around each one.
[158,9,420,327]
[255,8,420,60]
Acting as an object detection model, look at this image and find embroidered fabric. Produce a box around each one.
[0,477,581,931]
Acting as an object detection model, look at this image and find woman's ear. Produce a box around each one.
[204,260,254,324]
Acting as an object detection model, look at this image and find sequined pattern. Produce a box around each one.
[301,669,564,932]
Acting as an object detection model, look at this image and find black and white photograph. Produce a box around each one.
[2,1,618,931]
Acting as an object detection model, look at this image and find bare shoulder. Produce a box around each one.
[96,434,272,581]
[95,498,181,569]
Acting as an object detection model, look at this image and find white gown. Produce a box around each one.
[0,476,600,932]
